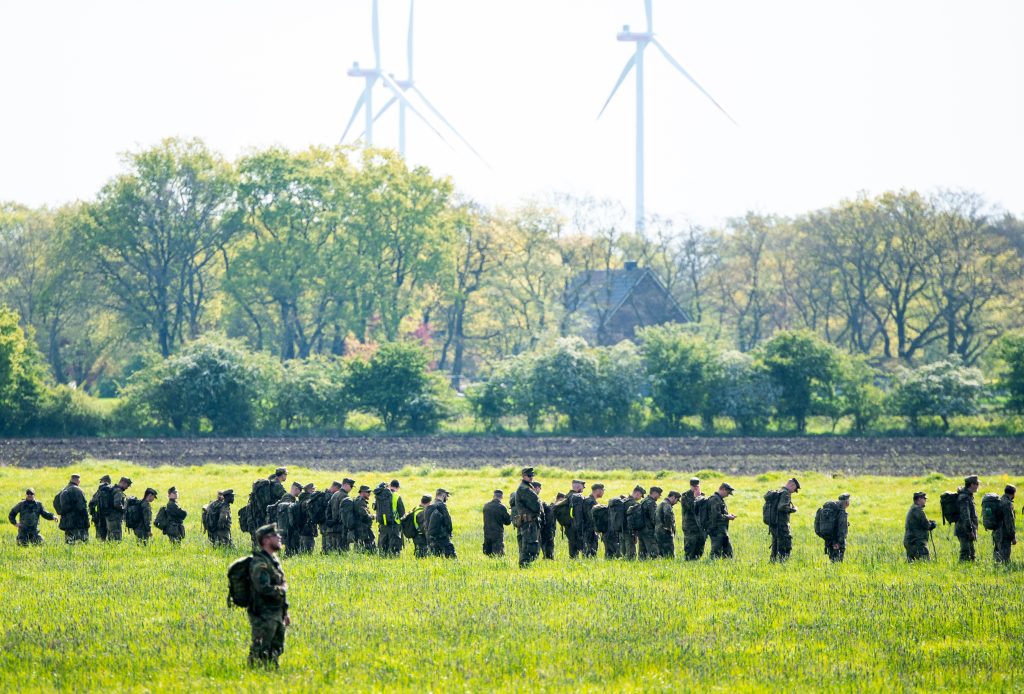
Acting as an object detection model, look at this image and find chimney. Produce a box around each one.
[623,260,638,271]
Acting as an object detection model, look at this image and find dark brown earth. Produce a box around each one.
[1,437,1022,476]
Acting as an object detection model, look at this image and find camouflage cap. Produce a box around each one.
[572,479,585,486]
[521,467,535,477]
[389,479,400,488]
[720,482,735,493]
[788,477,801,491]
[358,485,371,493]
[255,524,280,543]
[555,492,566,500]
[25,488,34,495]
[592,483,605,490]
[649,486,663,495]
[633,485,646,494]
[420,495,432,504]
[436,488,451,496]
[667,490,681,499]
[274,467,287,477]
[303,482,315,491]
[168,486,177,494]
[119,477,133,486]
[69,474,81,481]
[689,477,701,487]
[290,482,302,491]
[342,478,356,486]
[838,493,851,501]
[494,489,504,497]
[913,491,927,501]
[531,481,543,489]
[99,474,111,483]
[144,487,158,497]
[330,480,343,489]
[220,489,234,498]
[964,475,980,487]
[1005,484,1016,495]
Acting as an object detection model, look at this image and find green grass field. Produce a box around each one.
[1,462,1021,692]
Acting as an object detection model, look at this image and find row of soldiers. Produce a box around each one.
[8,470,1017,565]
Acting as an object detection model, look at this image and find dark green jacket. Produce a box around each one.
[656,500,675,535]
[640,496,658,531]
[904,505,931,545]
[59,484,89,530]
[834,505,849,544]
[108,486,128,520]
[955,489,978,539]
[706,493,730,534]
[9,500,55,528]
[482,499,511,539]
[427,500,452,540]
[327,488,349,530]
[138,499,153,535]
[679,489,703,533]
[250,549,288,615]
[997,495,1016,540]
[163,500,187,537]
[776,488,796,528]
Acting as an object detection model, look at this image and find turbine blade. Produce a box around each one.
[652,38,738,125]
[410,85,490,167]
[597,52,638,119]
[407,0,415,80]
[372,0,381,68]
[645,0,653,32]
[354,96,399,141]
[379,73,453,147]
[340,89,368,143]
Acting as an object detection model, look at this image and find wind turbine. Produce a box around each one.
[598,0,737,232]
[339,0,444,150]
[342,0,484,164]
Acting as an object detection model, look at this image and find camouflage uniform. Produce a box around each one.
[565,490,585,558]
[579,494,600,558]
[993,494,1016,563]
[955,488,978,562]
[411,506,429,558]
[353,495,375,552]
[427,499,456,558]
[903,504,933,561]
[8,499,55,545]
[376,492,405,557]
[324,488,349,553]
[622,496,640,559]
[679,489,706,561]
[58,483,90,543]
[539,499,556,560]
[106,485,128,542]
[706,493,734,559]
[515,482,541,567]
[248,549,288,668]
[603,498,624,559]
[133,498,153,543]
[825,502,849,563]
[482,498,511,556]
[295,491,315,554]
[89,482,111,541]
[209,499,233,547]
[162,499,187,543]
[770,488,796,562]
[655,500,676,558]
[637,495,659,559]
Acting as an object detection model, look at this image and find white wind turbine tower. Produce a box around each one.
[598,0,737,232]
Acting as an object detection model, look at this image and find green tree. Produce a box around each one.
[0,305,47,434]
[530,337,600,432]
[347,341,452,432]
[639,325,718,431]
[706,350,777,434]
[760,330,842,433]
[269,356,350,431]
[996,332,1024,414]
[78,138,237,357]
[889,356,984,432]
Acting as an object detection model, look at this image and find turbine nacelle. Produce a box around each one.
[618,26,653,43]
[348,62,379,78]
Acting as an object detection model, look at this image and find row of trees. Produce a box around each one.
[2,139,1023,397]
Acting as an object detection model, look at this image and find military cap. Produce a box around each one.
[532,481,543,489]
[70,474,81,481]
[358,485,371,493]
[255,524,280,543]
[99,474,110,483]
[390,479,400,488]
[290,482,302,490]
[788,477,801,491]
[592,483,605,490]
[119,477,133,486]
[342,478,356,486]
[633,485,646,494]
[689,477,701,487]
[330,480,343,489]
[274,467,288,477]
[436,488,451,496]
[555,492,566,500]
[720,482,735,493]
[1005,484,1017,495]
[168,487,177,494]
[572,479,585,486]
[521,467,535,477]
[303,482,315,491]
[144,487,158,497]
[964,475,980,487]
[420,495,432,504]
[25,488,35,495]
[913,491,927,501]
[667,490,681,499]
[494,489,504,497]
[649,486,663,494]
[838,493,851,501]
[220,489,234,499]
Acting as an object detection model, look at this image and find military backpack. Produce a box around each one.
[553,498,573,530]
[304,491,328,527]
[980,493,1002,531]
[400,509,419,539]
[373,486,395,525]
[248,479,277,526]
[125,497,144,530]
[762,490,782,526]
[273,501,296,536]
[606,496,625,533]
[202,503,219,533]
[238,505,253,533]
[814,501,840,540]
[626,502,645,531]
[227,556,253,608]
[939,491,960,525]
[694,496,713,533]
[52,491,64,516]
[592,504,609,534]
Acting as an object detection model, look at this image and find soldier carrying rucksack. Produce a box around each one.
[375,480,406,557]
[814,493,850,562]
[129,487,158,543]
[655,491,680,559]
[352,485,375,552]
[227,523,290,668]
[57,474,90,544]
[88,474,113,541]
[105,477,132,542]
[679,478,706,561]
[603,494,625,559]
[155,486,187,543]
[765,478,800,562]
[954,476,980,562]
[988,484,1017,563]
[244,469,288,548]
[539,485,559,561]
[205,489,234,547]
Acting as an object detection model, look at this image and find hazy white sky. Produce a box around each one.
[1,0,1022,226]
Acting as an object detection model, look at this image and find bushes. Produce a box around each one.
[640,325,717,430]
[706,351,777,434]
[0,306,48,435]
[889,356,984,432]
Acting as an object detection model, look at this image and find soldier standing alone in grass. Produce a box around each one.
[133,488,157,543]
[707,483,737,559]
[826,493,851,562]
[769,478,799,562]
[656,491,679,558]
[106,477,132,542]
[904,492,935,561]
[680,478,706,561]
[993,484,1016,563]
[956,476,980,562]
[482,489,511,557]
[248,524,289,668]
[57,474,90,544]
[8,489,55,545]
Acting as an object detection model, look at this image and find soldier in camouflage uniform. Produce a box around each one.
[770,478,799,562]
[427,488,456,559]
[564,480,586,558]
[623,486,644,560]
[134,487,157,543]
[89,474,112,541]
[581,484,605,557]
[514,469,541,567]
[323,479,350,553]
[825,493,851,562]
[161,487,188,543]
[106,477,132,542]
[679,478,706,561]
[993,484,1017,563]
[57,474,90,543]
[296,483,317,554]
[376,480,405,557]
[903,492,935,561]
[482,489,511,556]
[207,489,234,547]
[248,524,290,668]
[637,487,661,559]
[353,485,376,552]
[603,494,626,559]
[275,483,300,554]
[411,495,431,558]
[8,489,56,545]
[539,486,559,561]
[955,476,980,562]
[655,491,680,558]
[706,483,737,559]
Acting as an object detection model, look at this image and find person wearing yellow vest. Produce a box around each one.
[376,479,406,556]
